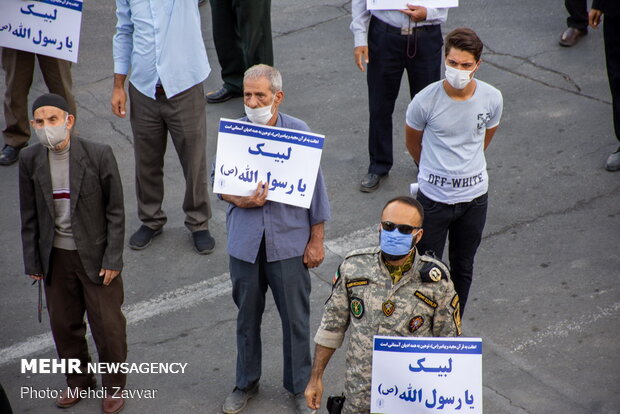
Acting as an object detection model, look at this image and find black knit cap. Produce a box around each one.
[32,93,71,115]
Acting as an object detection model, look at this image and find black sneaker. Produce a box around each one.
[360,172,387,193]
[129,225,162,250]
[192,230,215,254]
[0,143,27,166]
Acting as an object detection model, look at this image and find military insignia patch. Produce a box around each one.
[346,279,369,289]
[454,307,462,336]
[409,316,424,333]
[332,269,341,285]
[451,294,462,335]
[429,267,442,282]
[420,261,447,283]
[450,294,460,309]
[382,300,395,317]
[350,297,364,319]
[414,290,438,308]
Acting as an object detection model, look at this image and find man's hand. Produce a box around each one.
[400,5,427,22]
[354,46,369,72]
[28,274,43,281]
[304,377,324,411]
[100,269,121,286]
[303,237,324,268]
[111,74,128,118]
[304,222,325,268]
[589,9,602,28]
[222,181,269,208]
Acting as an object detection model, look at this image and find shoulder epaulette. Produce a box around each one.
[419,254,450,283]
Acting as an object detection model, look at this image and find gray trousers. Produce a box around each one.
[128,82,211,232]
[229,239,311,394]
[2,48,76,147]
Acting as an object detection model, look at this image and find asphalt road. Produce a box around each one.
[1,1,619,413]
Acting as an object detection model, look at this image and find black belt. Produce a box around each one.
[155,85,166,97]
[371,16,436,35]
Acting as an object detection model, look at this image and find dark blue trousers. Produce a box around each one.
[416,191,488,315]
[229,239,311,394]
[366,17,443,175]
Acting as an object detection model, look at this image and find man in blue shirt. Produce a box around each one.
[220,65,330,414]
[111,0,215,253]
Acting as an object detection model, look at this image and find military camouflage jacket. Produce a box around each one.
[314,247,461,414]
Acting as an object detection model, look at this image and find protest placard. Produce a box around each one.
[212,119,325,209]
[0,0,83,63]
[371,336,482,414]
[367,0,458,10]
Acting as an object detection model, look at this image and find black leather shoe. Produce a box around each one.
[129,225,162,250]
[0,143,27,166]
[206,86,242,104]
[192,230,215,254]
[360,173,387,193]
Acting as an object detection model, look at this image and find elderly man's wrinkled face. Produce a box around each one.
[243,76,284,126]
[31,106,74,151]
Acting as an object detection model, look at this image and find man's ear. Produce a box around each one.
[66,114,76,130]
[415,229,424,244]
[274,90,284,107]
[472,59,482,75]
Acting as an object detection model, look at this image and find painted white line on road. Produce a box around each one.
[0,273,232,367]
[512,301,620,352]
[0,226,372,367]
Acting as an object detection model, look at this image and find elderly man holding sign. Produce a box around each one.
[217,64,331,414]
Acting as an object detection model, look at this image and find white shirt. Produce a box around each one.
[350,0,448,47]
[406,79,503,204]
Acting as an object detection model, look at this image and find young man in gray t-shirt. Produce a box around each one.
[405,28,503,316]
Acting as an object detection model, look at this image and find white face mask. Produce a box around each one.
[244,97,275,125]
[35,119,68,150]
[445,64,476,90]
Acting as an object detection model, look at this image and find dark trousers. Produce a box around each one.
[1,48,75,147]
[45,248,127,389]
[209,0,273,94]
[367,18,442,175]
[0,383,12,414]
[229,240,311,394]
[604,14,620,143]
[128,82,211,232]
[565,0,588,30]
[416,191,488,315]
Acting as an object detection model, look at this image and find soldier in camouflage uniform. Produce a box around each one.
[304,196,461,414]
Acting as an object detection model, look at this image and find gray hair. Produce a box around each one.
[244,64,282,93]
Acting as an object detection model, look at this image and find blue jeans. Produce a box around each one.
[416,191,488,315]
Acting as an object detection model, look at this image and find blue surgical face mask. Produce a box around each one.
[380,229,420,260]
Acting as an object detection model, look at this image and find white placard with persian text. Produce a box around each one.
[212,118,325,209]
[0,0,83,63]
[371,336,482,413]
